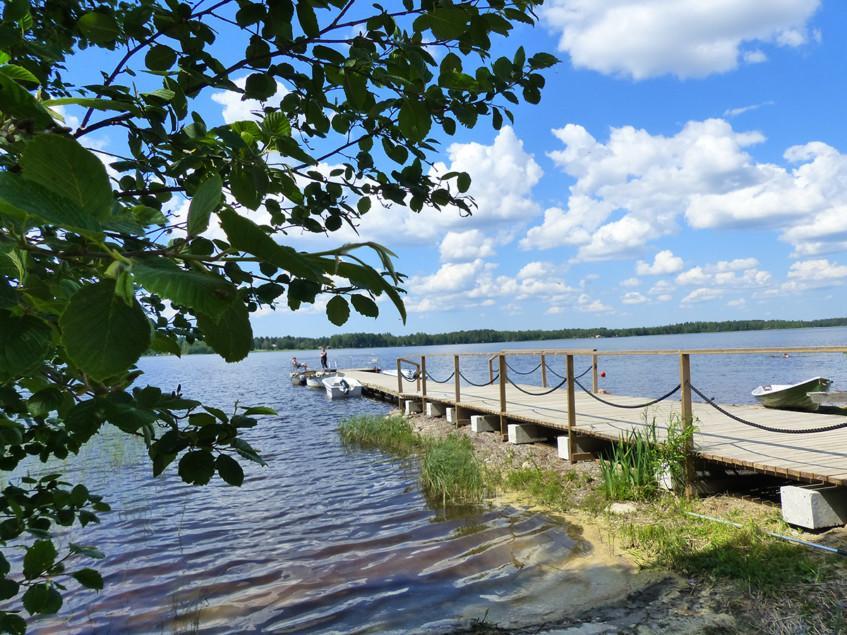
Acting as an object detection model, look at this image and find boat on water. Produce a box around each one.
[306,370,336,388]
[323,376,363,399]
[381,368,418,381]
[751,377,832,412]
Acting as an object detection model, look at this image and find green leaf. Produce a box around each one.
[457,172,471,193]
[343,70,368,110]
[77,12,120,44]
[0,578,18,601]
[218,208,321,279]
[262,111,291,140]
[196,299,252,363]
[241,406,276,416]
[69,544,105,559]
[0,312,51,381]
[0,172,100,234]
[428,7,469,40]
[178,450,215,485]
[296,0,320,37]
[244,73,276,100]
[187,173,222,236]
[145,44,176,71]
[150,331,181,357]
[399,99,431,142]
[0,70,53,128]
[23,540,56,580]
[59,280,151,381]
[326,295,350,326]
[0,64,38,85]
[71,568,103,590]
[134,257,236,318]
[529,52,559,69]
[230,164,263,209]
[22,583,61,615]
[0,613,26,635]
[21,134,113,220]
[215,454,244,486]
[3,0,29,21]
[350,294,379,318]
[43,97,133,112]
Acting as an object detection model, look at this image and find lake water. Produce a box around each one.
[22,327,847,633]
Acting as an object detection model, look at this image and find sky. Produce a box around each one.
[69,0,847,337]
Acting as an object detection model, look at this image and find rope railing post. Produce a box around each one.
[488,356,494,384]
[592,350,599,394]
[541,353,547,388]
[396,358,402,395]
[680,353,695,497]
[566,354,577,464]
[420,355,427,411]
[453,354,461,428]
[499,353,507,440]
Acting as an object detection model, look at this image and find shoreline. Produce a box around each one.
[394,409,847,634]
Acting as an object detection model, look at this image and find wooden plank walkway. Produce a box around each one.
[341,370,847,486]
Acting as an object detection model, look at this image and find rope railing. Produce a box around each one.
[546,364,592,381]
[574,378,681,409]
[504,361,543,375]
[506,375,568,396]
[425,370,455,384]
[690,385,847,434]
[458,371,499,387]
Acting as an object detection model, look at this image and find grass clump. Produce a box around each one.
[420,435,484,506]
[618,504,823,593]
[338,414,420,455]
[599,414,692,501]
[501,465,582,512]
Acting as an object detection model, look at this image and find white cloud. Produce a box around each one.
[743,50,768,64]
[620,277,641,288]
[648,280,675,296]
[621,291,647,305]
[577,293,612,313]
[723,101,774,118]
[787,258,847,282]
[728,298,747,307]
[541,0,820,79]
[409,259,488,295]
[636,250,684,275]
[681,288,724,304]
[210,76,288,124]
[676,259,771,289]
[523,118,847,258]
[439,230,495,262]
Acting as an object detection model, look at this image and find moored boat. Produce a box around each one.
[306,370,336,388]
[751,377,832,412]
[323,376,363,399]
[381,368,418,381]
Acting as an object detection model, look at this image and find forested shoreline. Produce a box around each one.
[179,317,847,354]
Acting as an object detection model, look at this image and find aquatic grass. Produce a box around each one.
[617,504,824,593]
[599,414,693,501]
[338,414,421,456]
[501,464,578,512]
[420,435,484,506]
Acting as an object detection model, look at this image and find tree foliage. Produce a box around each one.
[0,0,552,626]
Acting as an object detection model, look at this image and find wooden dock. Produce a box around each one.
[341,348,847,487]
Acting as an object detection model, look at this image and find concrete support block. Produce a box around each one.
[425,402,446,418]
[470,415,499,433]
[445,407,468,426]
[780,484,847,529]
[557,434,602,461]
[403,399,422,415]
[508,423,545,445]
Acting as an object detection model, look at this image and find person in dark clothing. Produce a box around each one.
[320,347,328,369]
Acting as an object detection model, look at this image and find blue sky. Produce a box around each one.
[68,1,847,337]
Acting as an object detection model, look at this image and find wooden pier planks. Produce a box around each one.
[341,370,847,486]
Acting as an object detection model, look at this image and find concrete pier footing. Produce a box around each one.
[470,415,499,433]
[445,407,468,425]
[403,399,422,415]
[780,484,847,529]
[425,402,446,417]
[508,423,545,445]
[556,434,602,461]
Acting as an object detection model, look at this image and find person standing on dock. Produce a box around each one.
[320,346,329,369]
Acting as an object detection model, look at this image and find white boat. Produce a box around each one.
[323,376,363,399]
[381,369,418,381]
[306,370,336,388]
[751,377,832,412]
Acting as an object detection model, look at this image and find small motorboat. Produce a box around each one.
[306,370,336,388]
[751,377,832,412]
[381,368,418,381]
[323,376,363,399]
[290,371,307,386]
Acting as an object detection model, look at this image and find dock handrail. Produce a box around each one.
[396,358,421,394]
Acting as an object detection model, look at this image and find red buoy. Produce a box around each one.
[600,371,606,378]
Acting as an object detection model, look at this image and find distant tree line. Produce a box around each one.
[173,317,847,354]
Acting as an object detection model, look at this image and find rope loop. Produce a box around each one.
[506,375,568,396]
[690,384,847,434]
[504,361,542,375]
[458,371,499,387]
[574,379,681,409]
[425,370,454,384]
[545,364,592,381]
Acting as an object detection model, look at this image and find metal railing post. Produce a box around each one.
[420,355,427,411]
[453,354,461,427]
[540,353,547,388]
[592,350,599,393]
[679,352,695,497]
[499,353,507,440]
[566,354,577,464]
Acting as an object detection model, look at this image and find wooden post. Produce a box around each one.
[420,355,427,411]
[679,353,695,497]
[488,357,494,384]
[592,350,599,393]
[540,353,547,388]
[396,358,402,395]
[566,355,577,463]
[499,353,507,440]
[453,354,461,427]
